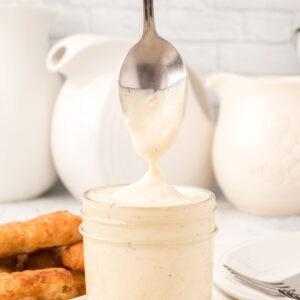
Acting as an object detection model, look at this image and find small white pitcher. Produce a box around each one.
[207,73,300,216]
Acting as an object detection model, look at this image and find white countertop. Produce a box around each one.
[1,183,299,299]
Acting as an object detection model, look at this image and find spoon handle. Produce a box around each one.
[143,0,156,34]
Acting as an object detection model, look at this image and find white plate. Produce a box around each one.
[214,232,300,300]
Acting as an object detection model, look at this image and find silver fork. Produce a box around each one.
[224,265,300,299]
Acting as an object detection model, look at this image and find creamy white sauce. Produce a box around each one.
[114,78,187,206]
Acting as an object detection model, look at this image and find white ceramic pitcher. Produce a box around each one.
[0,5,61,202]
[207,73,300,216]
[47,34,214,200]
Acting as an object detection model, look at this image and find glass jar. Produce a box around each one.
[81,185,217,300]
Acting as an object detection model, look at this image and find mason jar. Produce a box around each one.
[81,185,217,300]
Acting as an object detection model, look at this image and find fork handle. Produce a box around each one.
[143,0,156,35]
[281,289,300,300]
[234,277,285,297]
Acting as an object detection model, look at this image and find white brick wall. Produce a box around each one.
[2,0,300,78]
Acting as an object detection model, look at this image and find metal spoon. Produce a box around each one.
[118,0,187,91]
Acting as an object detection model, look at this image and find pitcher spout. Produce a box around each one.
[47,34,133,79]
[47,34,104,78]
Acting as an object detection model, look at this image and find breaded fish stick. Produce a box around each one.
[62,242,84,271]
[71,271,86,296]
[0,268,85,300]
[0,211,82,258]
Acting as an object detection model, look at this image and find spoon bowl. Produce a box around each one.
[118,0,187,91]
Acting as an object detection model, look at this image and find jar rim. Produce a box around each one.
[83,184,216,211]
[81,205,217,226]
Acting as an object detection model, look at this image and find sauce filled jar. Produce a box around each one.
[81,185,217,300]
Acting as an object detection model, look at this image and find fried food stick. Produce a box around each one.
[0,211,82,258]
[62,242,84,272]
[71,271,86,296]
[0,268,85,300]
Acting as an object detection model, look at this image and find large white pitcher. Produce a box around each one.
[207,73,300,216]
[47,34,214,200]
[0,6,61,202]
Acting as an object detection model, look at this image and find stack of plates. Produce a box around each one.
[215,233,300,300]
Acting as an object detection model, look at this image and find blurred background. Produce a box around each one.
[1,0,300,203]
[4,0,300,76]
[3,0,300,115]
